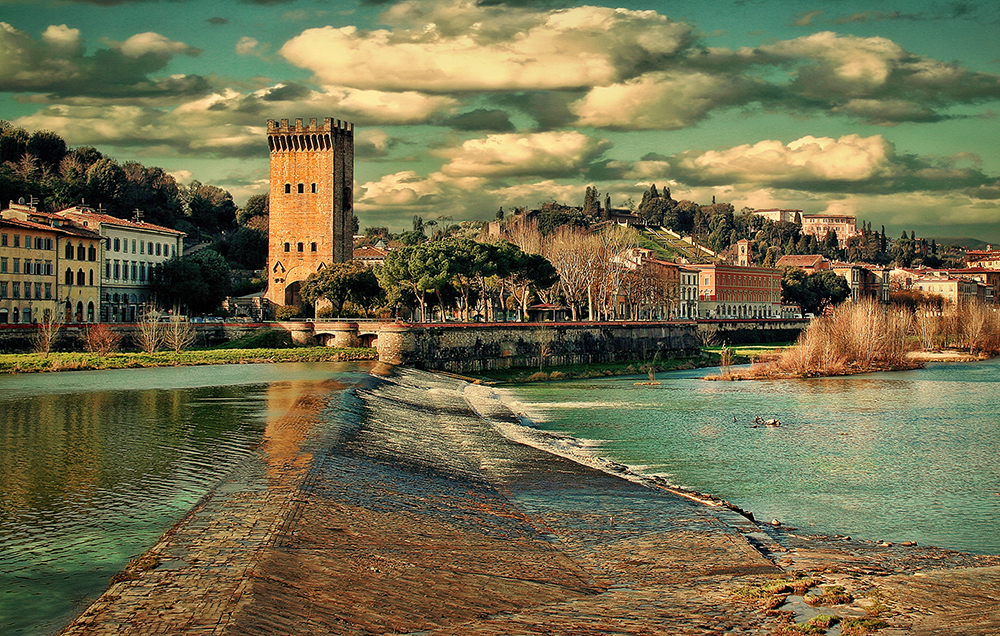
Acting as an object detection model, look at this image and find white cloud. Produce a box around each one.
[279,2,692,92]
[41,24,81,52]
[235,36,261,56]
[676,134,898,183]
[440,131,610,178]
[118,32,199,58]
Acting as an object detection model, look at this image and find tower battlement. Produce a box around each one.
[267,118,353,153]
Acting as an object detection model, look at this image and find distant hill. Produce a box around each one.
[927,237,992,250]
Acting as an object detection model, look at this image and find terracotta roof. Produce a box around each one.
[56,208,186,235]
[775,254,826,267]
[354,245,388,258]
[0,216,101,239]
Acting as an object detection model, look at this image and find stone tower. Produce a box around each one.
[265,117,354,308]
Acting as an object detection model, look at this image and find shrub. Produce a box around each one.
[275,305,303,320]
[80,324,122,356]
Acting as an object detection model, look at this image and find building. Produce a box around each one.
[753,209,801,224]
[56,206,185,322]
[914,276,980,306]
[678,267,699,319]
[831,263,891,304]
[965,246,1000,269]
[265,117,354,308]
[690,263,782,319]
[775,254,831,274]
[353,244,388,267]
[800,213,859,246]
[1,202,103,324]
[919,267,1000,304]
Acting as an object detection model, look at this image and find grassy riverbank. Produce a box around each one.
[479,343,790,384]
[0,347,378,374]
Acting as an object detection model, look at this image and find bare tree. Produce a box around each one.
[80,324,122,357]
[134,309,163,354]
[544,227,598,321]
[593,225,638,321]
[31,309,62,357]
[163,319,197,353]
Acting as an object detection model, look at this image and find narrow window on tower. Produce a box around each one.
[297,242,304,252]
[284,242,290,252]
[311,183,316,193]
[297,183,304,194]
[310,242,317,252]
[285,183,291,194]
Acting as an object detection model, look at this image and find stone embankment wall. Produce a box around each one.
[0,323,261,353]
[697,319,806,346]
[377,322,701,373]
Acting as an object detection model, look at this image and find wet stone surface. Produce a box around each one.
[60,368,1000,635]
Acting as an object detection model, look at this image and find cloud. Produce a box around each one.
[279,2,695,93]
[570,70,754,130]
[206,17,228,26]
[439,131,611,178]
[0,22,208,99]
[235,36,263,56]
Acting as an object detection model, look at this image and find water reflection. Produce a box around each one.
[0,362,369,636]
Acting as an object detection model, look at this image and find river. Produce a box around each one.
[2,358,998,634]
[501,357,1000,555]
[0,361,375,636]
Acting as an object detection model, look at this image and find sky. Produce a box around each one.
[1,0,999,241]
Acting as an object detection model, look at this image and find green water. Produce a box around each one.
[503,358,1000,554]
[0,362,370,635]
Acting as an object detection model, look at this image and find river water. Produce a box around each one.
[3,359,999,634]
[501,357,1000,555]
[0,361,374,636]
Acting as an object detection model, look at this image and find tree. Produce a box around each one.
[300,261,383,317]
[182,182,237,235]
[150,250,232,315]
[163,318,198,353]
[781,267,851,316]
[226,226,268,269]
[134,309,163,354]
[237,194,268,226]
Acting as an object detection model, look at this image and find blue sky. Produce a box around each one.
[1,0,999,240]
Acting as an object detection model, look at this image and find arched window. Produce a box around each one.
[311,183,317,193]
[284,183,291,194]
[65,268,73,285]
[88,269,94,286]
[88,245,96,261]
[77,244,86,260]
[310,242,317,252]
[284,242,290,252]
[87,302,95,323]
[65,242,74,259]
[297,242,304,252]
[76,302,84,322]
[297,183,304,194]
[76,269,85,286]
[13,308,19,323]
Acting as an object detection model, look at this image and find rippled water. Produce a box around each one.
[0,362,371,636]
[503,358,1000,554]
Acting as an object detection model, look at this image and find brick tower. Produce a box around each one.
[265,117,354,308]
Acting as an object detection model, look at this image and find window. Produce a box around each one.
[140,242,145,254]
[171,245,175,257]
[65,268,73,285]
[114,238,120,252]
[297,242,304,252]
[12,282,19,298]
[34,283,41,298]
[13,235,19,248]
[65,242,73,259]
[114,261,120,279]
[88,245,96,261]
[284,183,291,194]
[297,183,304,194]
[105,237,111,250]
[131,262,137,280]
[311,183,317,193]
[77,269,85,286]
[1,234,6,246]
[148,241,153,254]
[105,260,111,279]
[24,261,32,275]
[284,242,290,252]
[12,258,19,274]
[77,244,86,260]
[35,237,43,249]
[44,283,52,299]
[45,238,53,250]
[45,260,52,276]
[24,235,31,250]
[310,242,317,252]
[156,244,161,256]
[132,240,136,253]
[24,284,30,299]
[0,282,6,298]
[0,258,6,273]
[88,269,93,286]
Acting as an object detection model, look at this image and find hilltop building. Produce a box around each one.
[265,117,354,309]
[753,209,801,224]
[800,213,859,246]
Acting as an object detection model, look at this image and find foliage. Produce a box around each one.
[237,193,268,226]
[210,328,293,349]
[781,267,851,316]
[275,305,303,320]
[300,260,383,317]
[216,226,268,269]
[149,249,232,315]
